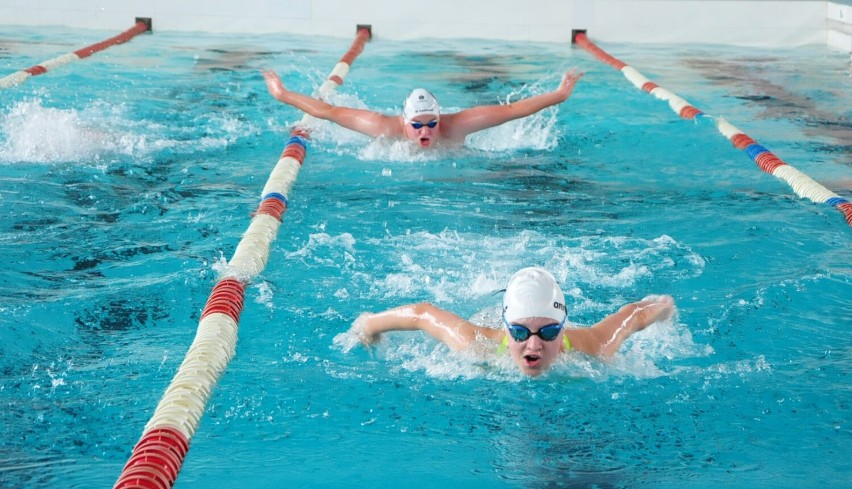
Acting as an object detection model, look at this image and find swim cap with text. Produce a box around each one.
[502,267,567,323]
[403,88,440,122]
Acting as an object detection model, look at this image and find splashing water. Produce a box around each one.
[0,98,258,164]
[0,99,151,163]
[270,77,564,162]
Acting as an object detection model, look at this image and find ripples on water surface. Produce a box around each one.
[0,26,850,488]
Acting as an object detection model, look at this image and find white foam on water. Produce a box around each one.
[0,99,146,163]
[325,228,711,382]
[361,229,705,306]
[284,217,713,383]
[466,110,559,153]
[0,98,257,164]
[273,76,564,162]
[285,232,357,267]
[582,307,715,380]
[193,111,259,152]
[465,76,565,152]
[254,281,275,310]
[332,309,707,384]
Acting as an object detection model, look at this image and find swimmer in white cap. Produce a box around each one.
[348,267,675,377]
[262,69,582,148]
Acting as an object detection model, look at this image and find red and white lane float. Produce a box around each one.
[574,32,852,228]
[0,19,151,89]
[114,26,372,489]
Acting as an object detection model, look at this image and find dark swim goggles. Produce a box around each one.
[502,315,566,342]
[409,119,438,129]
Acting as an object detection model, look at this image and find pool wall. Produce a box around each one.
[1,0,851,49]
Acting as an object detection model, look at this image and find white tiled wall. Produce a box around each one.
[0,0,848,49]
[827,1,852,50]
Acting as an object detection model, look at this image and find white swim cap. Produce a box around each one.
[403,88,440,122]
[502,267,567,323]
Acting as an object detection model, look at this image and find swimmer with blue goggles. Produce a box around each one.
[347,267,675,377]
[262,69,584,149]
[504,319,565,342]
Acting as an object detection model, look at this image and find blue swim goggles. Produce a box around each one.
[409,119,438,129]
[502,314,566,342]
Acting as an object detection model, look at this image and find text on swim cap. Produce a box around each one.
[503,302,566,313]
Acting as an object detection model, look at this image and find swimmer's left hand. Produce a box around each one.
[641,295,676,325]
[261,69,289,101]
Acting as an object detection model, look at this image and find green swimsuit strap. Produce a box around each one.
[497,335,509,354]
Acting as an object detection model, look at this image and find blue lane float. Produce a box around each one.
[574,32,852,229]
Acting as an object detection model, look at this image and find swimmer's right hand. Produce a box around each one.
[556,68,584,101]
[350,313,381,346]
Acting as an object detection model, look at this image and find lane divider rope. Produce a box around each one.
[0,20,151,89]
[113,26,372,489]
[574,32,852,228]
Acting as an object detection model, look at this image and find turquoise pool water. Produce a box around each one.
[0,25,850,488]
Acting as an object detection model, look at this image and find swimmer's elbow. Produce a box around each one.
[410,302,439,321]
[408,302,469,350]
[618,302,640,316]
[624,302,652,331]
[622,300,670,332]
[309,105,336,121]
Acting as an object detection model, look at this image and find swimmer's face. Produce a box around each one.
[505,317,565,377]
[404,115,439,148]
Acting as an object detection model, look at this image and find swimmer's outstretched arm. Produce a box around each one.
[349,302,503,351]
[566,295,675,358]
[262,70,401,138]
[443,69,584,139]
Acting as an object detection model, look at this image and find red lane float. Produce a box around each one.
[574,32,851,229]
[575,31,704,121]
[1,20,150,89]
[114,26,371,489]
